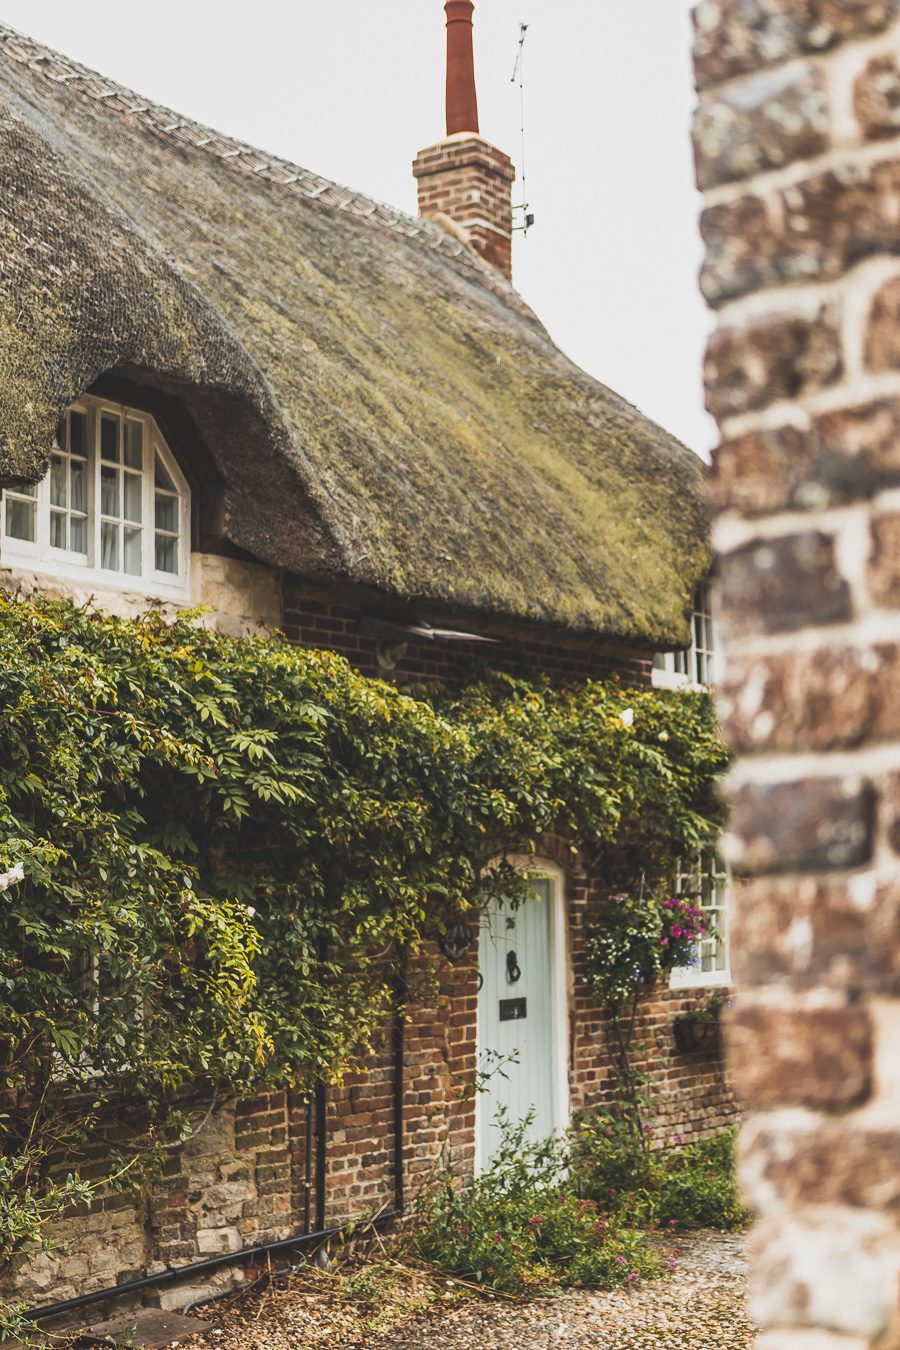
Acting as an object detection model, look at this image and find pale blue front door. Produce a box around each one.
[476,874,567,1167]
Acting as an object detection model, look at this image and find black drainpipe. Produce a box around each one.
[393,948,407,1215]
[314,1076,328,1234]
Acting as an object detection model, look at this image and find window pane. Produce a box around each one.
[55,420,65,450]
[124,526,142,576]
[154,456,175,492]
[69,411,88,456]
[100,415,120,463]
[101,522,119,571]
[100,466,119,517]
[50,454,67,508]
[155,493,177,533]
[6,497,35,542]
[70,458,86,514]
[70,515,87,554]
[124,422,143,470]
[50,510,67,550]
[155,533,178,574]
[124,473,142,524]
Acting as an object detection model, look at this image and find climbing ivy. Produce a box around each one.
[0,593,727,1326]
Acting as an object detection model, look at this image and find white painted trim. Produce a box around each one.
[651,667,699,693]
[1,396,191,601]
[474,856,570,1175]
[670,966,731,991]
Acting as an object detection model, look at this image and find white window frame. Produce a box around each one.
[652,579,717,691]
[669,850,730,989]
[1,395,190,600]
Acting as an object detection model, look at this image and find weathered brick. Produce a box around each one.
[704,307,842,418]
[710,423,884,517]
[693,65,829,190]
[865,276,900,369]
[701,160,900,306]
[718,532,852,638]
[718,645,900,752]
[693,0,898,91]
[750,1211,899,1337]
[868,511,900,606]
[742,1114,900,1215]
[855,52,900,140]
[728,776,875,875]
[728,1002,873,1107]
[732,874,900,990]
[813,398,900,479]
[882,772,900,855]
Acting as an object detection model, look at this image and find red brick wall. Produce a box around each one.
[281,581,655,687]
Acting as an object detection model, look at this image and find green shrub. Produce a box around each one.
[571,1112,748,1232]
[412,1116,662,1294]
[654,1130,747,1231]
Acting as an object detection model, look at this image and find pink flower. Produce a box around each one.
[616,1256,627,1267]
[671,925,683,939]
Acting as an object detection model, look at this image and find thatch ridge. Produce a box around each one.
[0,23,709,644]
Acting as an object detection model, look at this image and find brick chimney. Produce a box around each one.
[413,1,516,279]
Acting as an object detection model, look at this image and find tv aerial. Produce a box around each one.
[511,22,535,234]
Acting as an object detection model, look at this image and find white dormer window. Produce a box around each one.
[652,580,716,690]
[2,396,189,599]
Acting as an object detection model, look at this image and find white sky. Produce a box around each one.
[2,0,715,455]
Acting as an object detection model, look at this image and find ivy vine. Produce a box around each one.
[0,593,727,1332]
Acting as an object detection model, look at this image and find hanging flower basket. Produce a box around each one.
[673,1014,722,1055]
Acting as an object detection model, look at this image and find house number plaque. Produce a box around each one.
[499,997,527,1022]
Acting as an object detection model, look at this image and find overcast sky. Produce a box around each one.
[2,0,714,455]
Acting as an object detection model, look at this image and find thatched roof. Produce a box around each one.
[0,25,708,644]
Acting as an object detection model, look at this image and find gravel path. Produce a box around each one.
[184,1231,752,1350]
[361,1233,752,1350]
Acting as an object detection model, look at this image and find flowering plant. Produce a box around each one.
[658,895,710,972]
[585,890,711,1007]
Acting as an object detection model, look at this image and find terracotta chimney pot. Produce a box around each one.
[445,0,479,136]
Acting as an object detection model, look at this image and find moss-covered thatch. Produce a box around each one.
[0,25,708,644]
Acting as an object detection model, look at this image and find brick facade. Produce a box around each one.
[3,574,736,1323]
[693,5,900,1345]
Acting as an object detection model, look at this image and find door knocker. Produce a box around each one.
[506,950,522,983]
